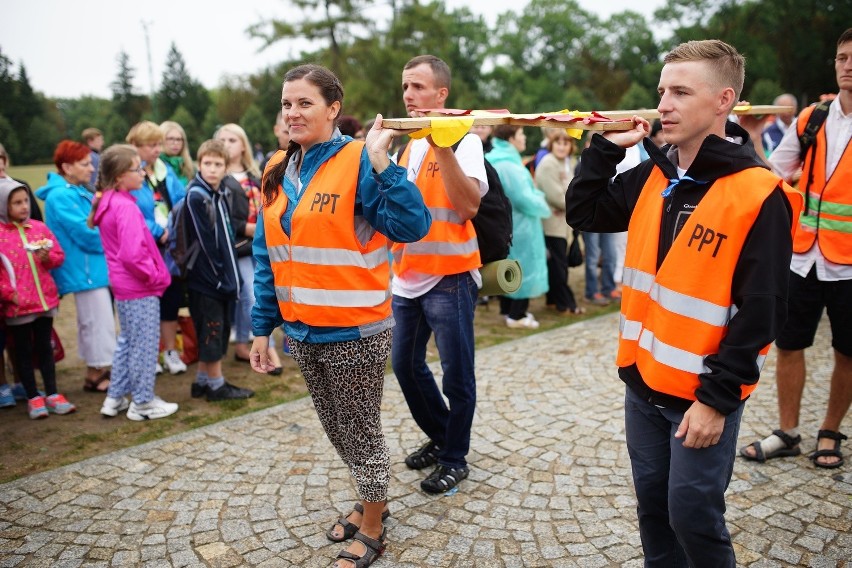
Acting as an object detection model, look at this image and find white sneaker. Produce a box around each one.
[229,329,237,344]
[100,396,130,417]
[162,350,187,375]
[156,362,163,375]
[505,314,540,329]
[126,397,179,421]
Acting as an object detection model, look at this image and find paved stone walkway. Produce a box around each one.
[1,313,850,567]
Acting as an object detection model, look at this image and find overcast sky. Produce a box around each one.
[5,0,665,100]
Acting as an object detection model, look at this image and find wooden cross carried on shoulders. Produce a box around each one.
[382,105,793,132]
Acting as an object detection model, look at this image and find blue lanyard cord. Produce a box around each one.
[662,175,708,198]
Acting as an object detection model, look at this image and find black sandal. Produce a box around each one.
[326,503,390,542]
[809,429,847,469]
[740,429,801,462]
[334,528,386,568]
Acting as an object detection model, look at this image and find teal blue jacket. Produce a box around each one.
[486,138,551,300]
[35,172,109,294]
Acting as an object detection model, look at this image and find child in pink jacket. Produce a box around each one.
[0,177,73,419]
[89,145,178,421]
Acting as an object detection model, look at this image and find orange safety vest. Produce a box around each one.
[391,142,481,276]
[616,166,802,402]
[262,142,392,327]
[794,105,852,263]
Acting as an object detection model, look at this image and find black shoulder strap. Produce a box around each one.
[798,101,830,161]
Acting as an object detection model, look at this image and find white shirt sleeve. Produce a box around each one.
[768,119,803,181]
[453,133,489,197]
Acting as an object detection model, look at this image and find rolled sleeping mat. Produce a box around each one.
[479,259,523,297]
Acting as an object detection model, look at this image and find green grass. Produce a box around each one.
[7,164,53,191]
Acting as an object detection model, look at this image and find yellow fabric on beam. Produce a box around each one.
[409,117,476,147]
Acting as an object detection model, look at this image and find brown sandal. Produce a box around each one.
[334,528,386,568]
[83,369,111,392]
[326,503,391,542]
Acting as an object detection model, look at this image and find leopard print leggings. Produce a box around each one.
[290,329,392,502]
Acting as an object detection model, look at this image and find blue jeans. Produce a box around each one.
[624,387,743,568]
[391,273,478,469]
[583,232,616,298]
[233,256,255,343]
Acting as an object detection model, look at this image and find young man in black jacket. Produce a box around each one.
[566,40,801,568]
[185,140,254,402]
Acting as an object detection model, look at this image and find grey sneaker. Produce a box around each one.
[127,397,178,421]
[162,350,187,375]
[100,396,130,418]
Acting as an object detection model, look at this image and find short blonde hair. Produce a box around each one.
[664,40,745,105]
[215,123,260,178]
[125,121,164,146]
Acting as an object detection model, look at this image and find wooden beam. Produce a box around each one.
[381,115,636,131]
[381,105,795,131]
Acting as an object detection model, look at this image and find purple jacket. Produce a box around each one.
[92,190,170,300]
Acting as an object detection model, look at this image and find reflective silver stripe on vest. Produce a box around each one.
[428,207,463,224]
[650,283,734,327]
[402,237,479,256]
[269,245,290,263]
[277,285,390,308]
[290,245,387,269]
[619,314,643,341]
[623,267,735,327]
[622,267,655,293]
[756,353,767,371]
[638,329,710,375]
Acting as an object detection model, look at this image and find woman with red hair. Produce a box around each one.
[35,140,116,395]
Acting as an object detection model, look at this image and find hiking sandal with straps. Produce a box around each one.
[334,528,386,568]
[326,503,391,543]
[809,430,848,469]
[740,429,802,462]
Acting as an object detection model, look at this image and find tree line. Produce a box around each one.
[1,0,848,165]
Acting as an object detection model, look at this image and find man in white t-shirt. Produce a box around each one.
[741,28,852,469]
[390,55,488,494]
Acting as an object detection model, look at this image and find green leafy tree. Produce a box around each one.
[111,50,149,128]
[56,96,114,142]
[618,82,658,111]
[487,0,602,112]
[655,0,850,104]
[0,114,20,158]
[747,78,785,105]
[248,0,375,73]
[200,104,221,140]
[216,75,256,125]
[158,43,210,126]
[240,104,272,153]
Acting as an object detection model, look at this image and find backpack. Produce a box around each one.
[798,100,830,161]
[475,157,513,264]
[167,187,207,277]
[399,139,513,264]
[798,100,831,207]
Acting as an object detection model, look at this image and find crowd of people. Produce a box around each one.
[0,28,850,568]
[0,115,280,418]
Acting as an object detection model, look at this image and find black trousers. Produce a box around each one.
[545,236,578,312]
[9,316,57,399]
